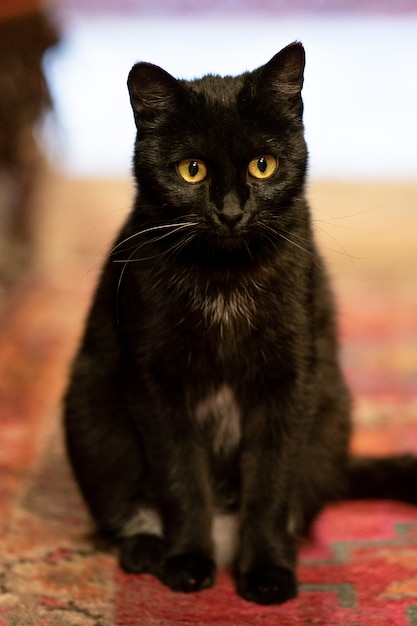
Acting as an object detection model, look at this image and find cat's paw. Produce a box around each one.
[236,565,298,605]
[162,552,216,593]
[120,534,165,576]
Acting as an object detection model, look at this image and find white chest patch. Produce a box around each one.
[195,384,241,456]
[191,287,256,333]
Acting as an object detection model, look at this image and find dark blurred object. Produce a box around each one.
[0,3,58,290]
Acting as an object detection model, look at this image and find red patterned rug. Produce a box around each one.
[1,278,417,625]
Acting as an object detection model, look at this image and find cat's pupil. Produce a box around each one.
[189,161,199,177]
[258,157,267,173]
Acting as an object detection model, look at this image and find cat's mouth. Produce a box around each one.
[201,229,255,262]
[210,211,251,243]
[210,221,250,251]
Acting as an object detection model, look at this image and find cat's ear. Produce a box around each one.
[254,42,305,117]
[127,62,183,128]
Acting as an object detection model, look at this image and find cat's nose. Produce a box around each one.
[218,192,244,229]
[218,210,243,229]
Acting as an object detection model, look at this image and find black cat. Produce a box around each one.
[64,42,416,605]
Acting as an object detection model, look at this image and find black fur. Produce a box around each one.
[64,42,417,605]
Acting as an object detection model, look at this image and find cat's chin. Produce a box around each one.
[209,228,250,253]
[216,237,248,253]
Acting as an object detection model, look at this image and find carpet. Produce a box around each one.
[1,278,417,625]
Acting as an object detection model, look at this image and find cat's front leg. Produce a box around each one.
[236,407,304,605]
[237,465,298,604]
[123,390,217,592]
[120,485,217,593]
[159,460,217,594]
[121,526,216,594]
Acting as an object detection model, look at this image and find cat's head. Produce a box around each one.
[127,43,308,261]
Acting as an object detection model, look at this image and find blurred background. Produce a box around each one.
[0,0,416,303]
[43,2,417,181]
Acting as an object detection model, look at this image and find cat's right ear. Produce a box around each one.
[127,62,183,129]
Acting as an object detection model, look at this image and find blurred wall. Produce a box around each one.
[43,2,417,180]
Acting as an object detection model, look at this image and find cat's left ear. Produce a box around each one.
[254,42,305,117]
[127,62,184,128]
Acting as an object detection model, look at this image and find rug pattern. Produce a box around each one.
[0,282,416,625]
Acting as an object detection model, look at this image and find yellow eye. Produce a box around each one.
[177,159,207,183]
[248,155,278,180]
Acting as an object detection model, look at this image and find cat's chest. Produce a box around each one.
[188,284,257,337]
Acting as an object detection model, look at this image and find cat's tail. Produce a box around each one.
[346,454,417,504]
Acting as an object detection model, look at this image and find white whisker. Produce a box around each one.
[115,247,137,324]
[289,215,365,282]
[113,220,199,323]
[113,223,198,261]
[261,222,313,257]
[277,232,311,256]
[110,221,198,255]
[164,233,198,263]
